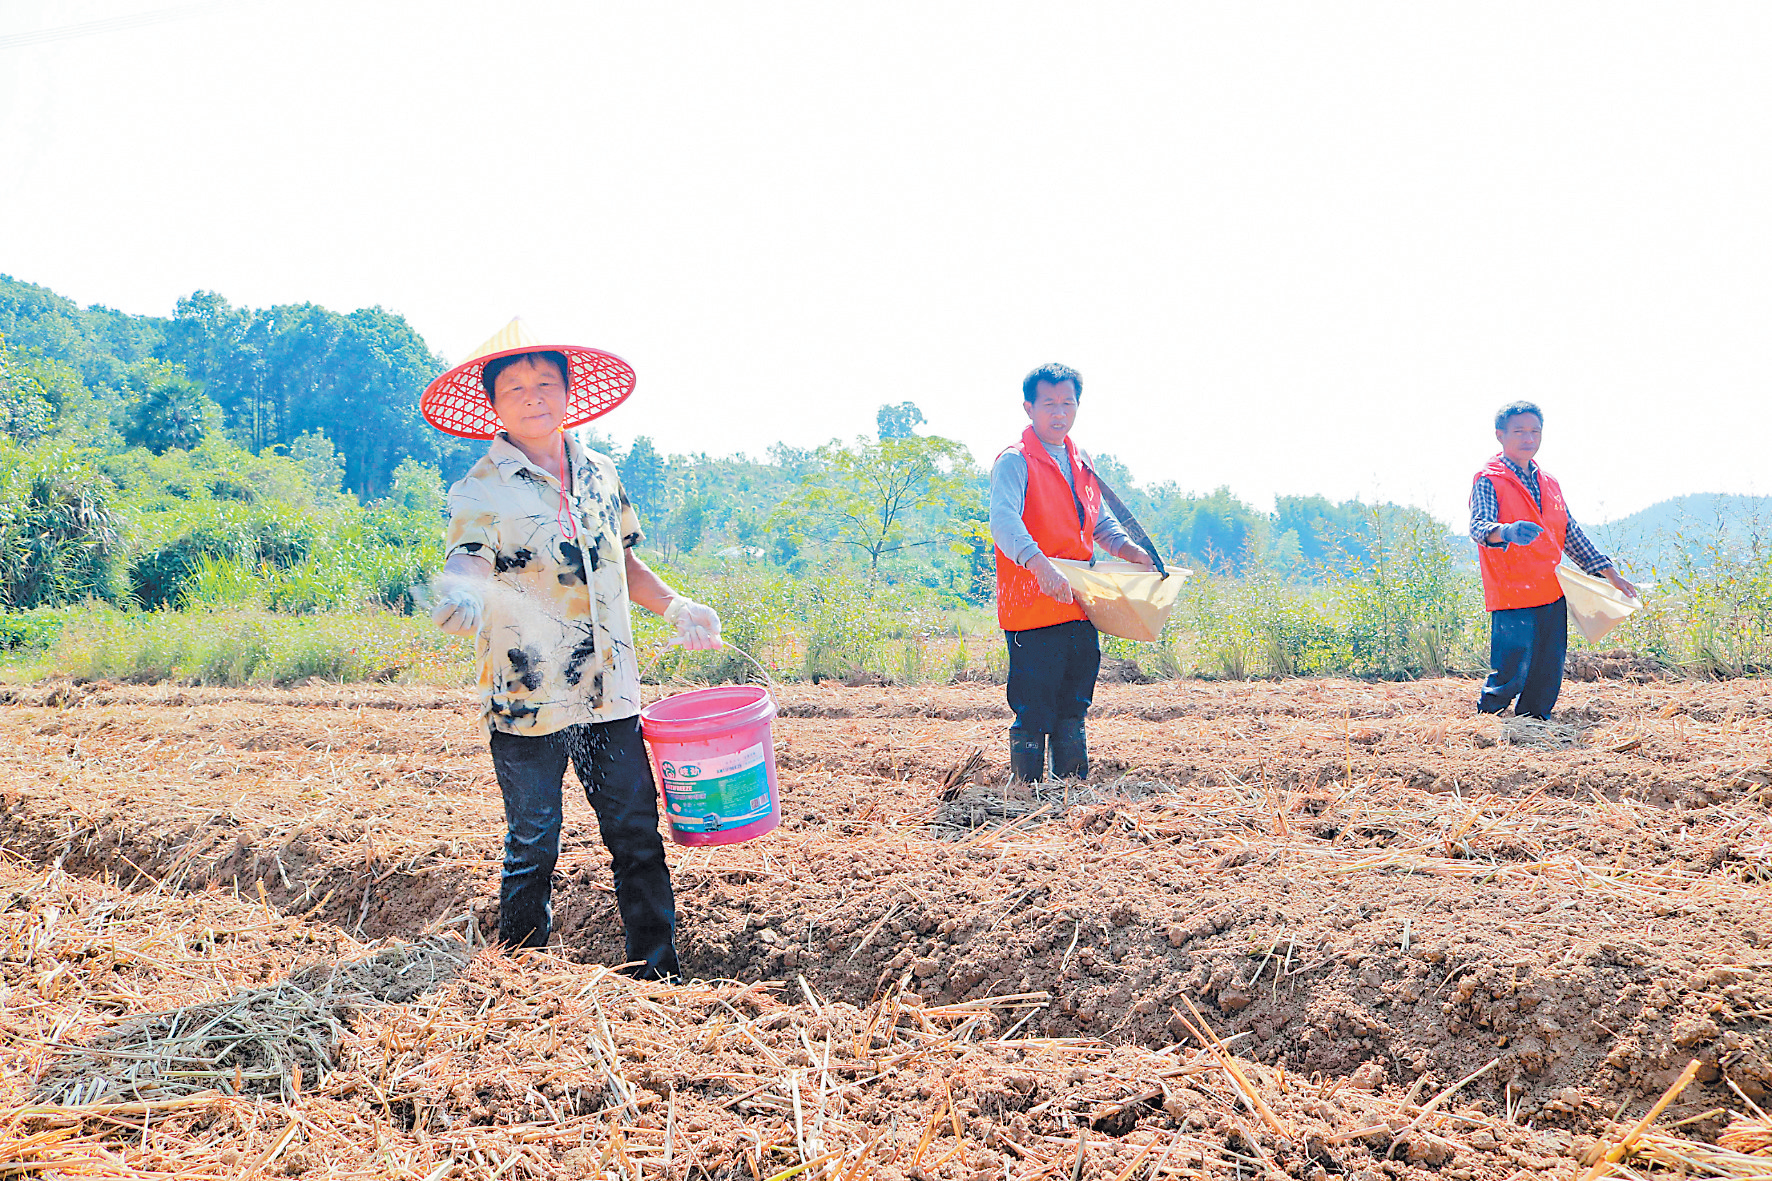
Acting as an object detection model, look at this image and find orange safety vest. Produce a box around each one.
[995,427,1101,631]
[1474,455,1569,611]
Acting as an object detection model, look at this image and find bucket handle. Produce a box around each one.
[645,636,777,699]
[716,640,778,697]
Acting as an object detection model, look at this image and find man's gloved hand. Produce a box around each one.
[1498,521,1545,547]
[663,596,723,650]
[431,582,484,637]
[1027,554,1074,604]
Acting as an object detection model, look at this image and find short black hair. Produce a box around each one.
[483,350,570,403]
[1022,363,1082,403]
[1494,400,1543,431]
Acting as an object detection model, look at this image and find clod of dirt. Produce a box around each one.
[1566,648,1675,682]
[1097,657,1150,683]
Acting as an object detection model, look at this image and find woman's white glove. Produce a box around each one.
[663,596,722,650]
[431,583,484,637]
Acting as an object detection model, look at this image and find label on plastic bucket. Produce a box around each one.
[658,742,772,833]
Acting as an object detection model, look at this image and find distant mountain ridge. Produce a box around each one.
[1592,494,1772,577]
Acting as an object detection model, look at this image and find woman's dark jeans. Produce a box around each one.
[488,715,679,979]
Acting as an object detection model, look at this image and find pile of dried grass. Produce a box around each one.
[33,937,468,1105]
[1720,1111,1772,1156]
[929,775,1179,838]
[1499,716,1582,748]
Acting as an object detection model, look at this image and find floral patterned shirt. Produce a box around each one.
[445,432,645,736]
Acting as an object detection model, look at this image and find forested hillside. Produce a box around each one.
[0,272,1458,609]
[1593,493,1772,576]
[0,275,470,496]
[6,273,1772,685]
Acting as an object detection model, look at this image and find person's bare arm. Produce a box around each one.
[444,549,686,615]
[624,547,678,616]
[440,553,492,582]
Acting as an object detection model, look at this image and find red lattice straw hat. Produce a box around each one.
[420,318,637,439]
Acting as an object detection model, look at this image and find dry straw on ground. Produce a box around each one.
[3,676,1772,1179]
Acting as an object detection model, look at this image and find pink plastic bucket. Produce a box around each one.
[639,685,780,846]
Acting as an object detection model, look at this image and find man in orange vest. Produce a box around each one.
[1470,401,1636,719]
[990,363,1155,780]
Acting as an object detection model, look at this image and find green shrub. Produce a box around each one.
[1634,515,1772,677]
[636,560,800,685]
[1326,514,1479,679]
[690,563,791,684]
[127,502,319,607]
[797,566,899,682]
[0,443,121,607]
[0,608,65,651]
[181,554,264,609]
[1161,522,1484,682]
[1168,569,1336,679]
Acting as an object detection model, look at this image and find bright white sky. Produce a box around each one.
[4,2,1770,528]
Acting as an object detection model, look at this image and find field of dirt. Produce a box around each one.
[3,674,1771,1180]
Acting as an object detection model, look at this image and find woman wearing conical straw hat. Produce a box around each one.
[421,320,720,979]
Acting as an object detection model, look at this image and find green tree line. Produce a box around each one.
[0,272,1462,622]
[1,275,472,496]
[25,275,1772,687]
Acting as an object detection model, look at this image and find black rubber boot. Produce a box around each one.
[1049,717,1089,780]
[1009,726,1047,782]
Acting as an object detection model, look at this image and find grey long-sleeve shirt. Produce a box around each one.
[989,441,1134,566]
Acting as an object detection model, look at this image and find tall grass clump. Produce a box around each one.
[181,555,264,608]
[0,443,121,607]
[126,502,318,609]
[635,558,974,687]
[177,540,440,617]
[1143,518,1485,682]
[1325,511,1484,678]
[18,605,471,687]
[1633,512,1772,677]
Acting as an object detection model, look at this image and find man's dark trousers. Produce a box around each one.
[1006,620,1101,760]
[1479,597,1568,720]
[488,715,679,979]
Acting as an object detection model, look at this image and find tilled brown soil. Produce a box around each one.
[2,675,1770,1179]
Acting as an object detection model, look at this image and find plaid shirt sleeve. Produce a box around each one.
[1561,510,1614,576]
[1472,476,1615,574]
[1469,477,1504,547]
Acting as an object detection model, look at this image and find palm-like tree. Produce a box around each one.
[126,373,209,454]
